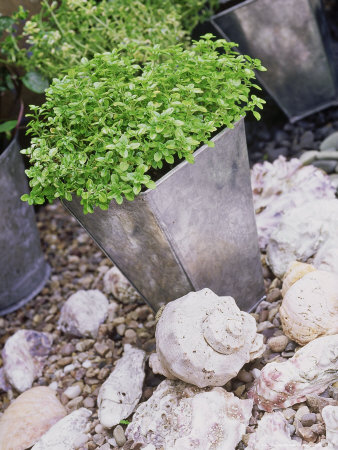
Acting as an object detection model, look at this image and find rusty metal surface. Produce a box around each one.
[211,0,338,122]
[0,136,50,315]
[63,119,264,311]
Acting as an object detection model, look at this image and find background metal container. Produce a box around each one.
[0,136,50,315]
[63,120,264,312]
[210,0,338,122]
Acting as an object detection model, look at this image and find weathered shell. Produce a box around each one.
[98,344,146,428]
[58,289,109,338]
[0,387,66,450]
[266,199,338,278]
[280,269,338,345]
[313,243,338,274]
[32,408,91,449]
[2,330,53,392]
[322,405,338,449]
[251,156,336,249]
[281,261,315,297]
[247,412,300,449]
[149,289,265,388]
[248,335,338,412]
[126,379,253,450]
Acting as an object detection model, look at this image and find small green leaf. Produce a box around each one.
[119,419,130,425]
[207,141,215,148]
[22,71,49,94]
[253,111,261,120]
[154,152,161,162]
[21,194,30,202]
[0,16,14,35]
[0,120,17,133]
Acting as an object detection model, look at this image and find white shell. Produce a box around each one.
[126,379,253,450]
[248,335,338,411]
[97,344,146,428]
[266,199,338,278]
[322,405,338,449]
[280,269,338,345]
[0,387,66,450]
[251,156,335,249]
[247,412,301,449]
[58,289,109,338]
[281,261,315,297]
[2,330,53,392]
[149,289,265,388]
[313,243,338,274]
[103,266,139,304]
[32,408,92,450]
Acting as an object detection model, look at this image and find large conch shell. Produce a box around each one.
[248,334,338,412]
[149,289,265,388]
[280,263,338,345]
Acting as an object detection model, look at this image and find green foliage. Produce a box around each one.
[119,419,131,425]
[170,0,219,32]
[0,0,187,85]
[21,36,265,214]
[0,120,17,133]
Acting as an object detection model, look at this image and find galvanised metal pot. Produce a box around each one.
[0,135,50,315]
[63,119,264,312]
[209,0,338,122]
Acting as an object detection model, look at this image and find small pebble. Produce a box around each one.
[266,288,281,303]
[116,324,126,336]
[237,370,253,384]
[267,335,288,352]
[295,405,310,422]
[64,384,82,399]
[83,397,95,408]
[301,413,317,427]
[113,425,127,447]
[298,427,316,443]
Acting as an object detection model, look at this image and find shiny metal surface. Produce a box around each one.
[63,119,264,311]
[0,136,50,315]
[211,0,338,122]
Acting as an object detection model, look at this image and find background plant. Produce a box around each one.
[21,35,266,213]
[0,0,187,92]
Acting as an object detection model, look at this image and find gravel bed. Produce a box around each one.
[0,198,337,449]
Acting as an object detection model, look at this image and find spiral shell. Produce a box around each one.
[280,266,338,345]
[149,288,265,388]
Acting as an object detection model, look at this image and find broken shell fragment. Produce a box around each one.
[126,379,253,450]
[248,335,338,412]
[247,412,300,449]
[266,199,338,278]
[322,405,338,449]
[149,289,265,388]
[97,344,146,428]
[280,269,338,345]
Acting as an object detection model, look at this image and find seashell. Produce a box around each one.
[266,199,338,278]
[32,408,92,450]
[313,243,338,274]
[58,289,109,338]
[126,379,253,449]
[103,266,140,304]
[248,335,338,412]
[251,156,336,249]
[281,261,315,297]
[322,405,338,449]
[149,288,265,388]
[2,329,53,392]
[247,412,301,449]
[98,344,146,428]
[0,386,66,450]
[280,269,338,345]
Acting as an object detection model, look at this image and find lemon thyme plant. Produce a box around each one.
[21,36,266,214]
[0,0,187,91]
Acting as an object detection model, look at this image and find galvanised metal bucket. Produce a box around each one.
[63,119,264,312]
[0,136,50,315]
[210,0,338,122]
